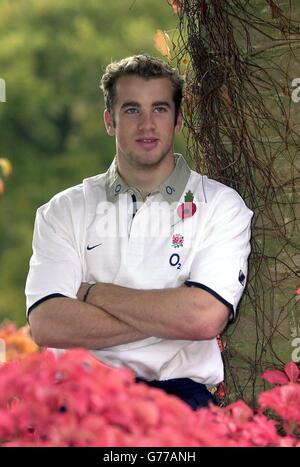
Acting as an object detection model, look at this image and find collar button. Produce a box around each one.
[166,185,175,195]
[115,184,121,194]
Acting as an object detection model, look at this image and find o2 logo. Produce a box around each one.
[291,78,300,103]
[169,253,181,270]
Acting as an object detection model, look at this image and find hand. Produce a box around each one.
[85,282,115,308]
[77,282,92,301]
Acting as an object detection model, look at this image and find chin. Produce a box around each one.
[136,156,165,168]
[136,150,170,163]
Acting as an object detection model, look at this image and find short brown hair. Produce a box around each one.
[100,54,184,123]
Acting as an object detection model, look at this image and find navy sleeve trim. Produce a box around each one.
[184,281,235,324]
[131,193,138,219]
[27,293,68,316]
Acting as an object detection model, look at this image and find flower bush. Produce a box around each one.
[0,348,299,447]
[0,158,12,196]
[0,321,39,361]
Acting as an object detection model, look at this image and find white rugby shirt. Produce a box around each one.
[25,154,253,385]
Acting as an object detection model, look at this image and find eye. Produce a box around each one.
[154,106,167,113]
[124,107,139,114]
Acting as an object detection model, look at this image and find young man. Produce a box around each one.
[25,54,253,410]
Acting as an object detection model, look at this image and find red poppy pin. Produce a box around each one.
[177,190,197,219]
[171,190,197,228]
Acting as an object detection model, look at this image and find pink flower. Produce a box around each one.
[259,383,300,426]
[261,361,300,385]
[0,349,299,447]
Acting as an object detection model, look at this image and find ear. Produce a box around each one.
[103,109,115,136]
[175,109,183,134]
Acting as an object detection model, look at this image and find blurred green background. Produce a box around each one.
[0,0,186,325]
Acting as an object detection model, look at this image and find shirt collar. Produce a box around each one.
[105,153,191,204]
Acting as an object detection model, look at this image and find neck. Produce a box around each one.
[117,153,175,194]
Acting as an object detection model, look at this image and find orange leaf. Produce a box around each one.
[0,158,13,177]
[0,178,4,195]
[180,56,190,72]
[167,0,181,14]
[154,30,171,60]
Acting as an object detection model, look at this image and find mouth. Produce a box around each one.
[135,138,159,151]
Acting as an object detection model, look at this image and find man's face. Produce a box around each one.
[104,76,182,170]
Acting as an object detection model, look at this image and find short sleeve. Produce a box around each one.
[185,189,253,322]
[25,195,83,315]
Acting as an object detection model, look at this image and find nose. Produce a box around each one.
[138,111,155,132]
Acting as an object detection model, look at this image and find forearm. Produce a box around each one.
[87,283,213,340]
[29,297,148,350]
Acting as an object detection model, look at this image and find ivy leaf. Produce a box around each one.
[219,85,232,111]
[266,0,282,19]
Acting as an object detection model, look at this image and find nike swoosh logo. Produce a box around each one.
[87,243,103,251]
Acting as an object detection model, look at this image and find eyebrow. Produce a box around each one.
[121,101,171,109]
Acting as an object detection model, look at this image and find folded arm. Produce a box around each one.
[28,296,148,350]
[85,282,229,340]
